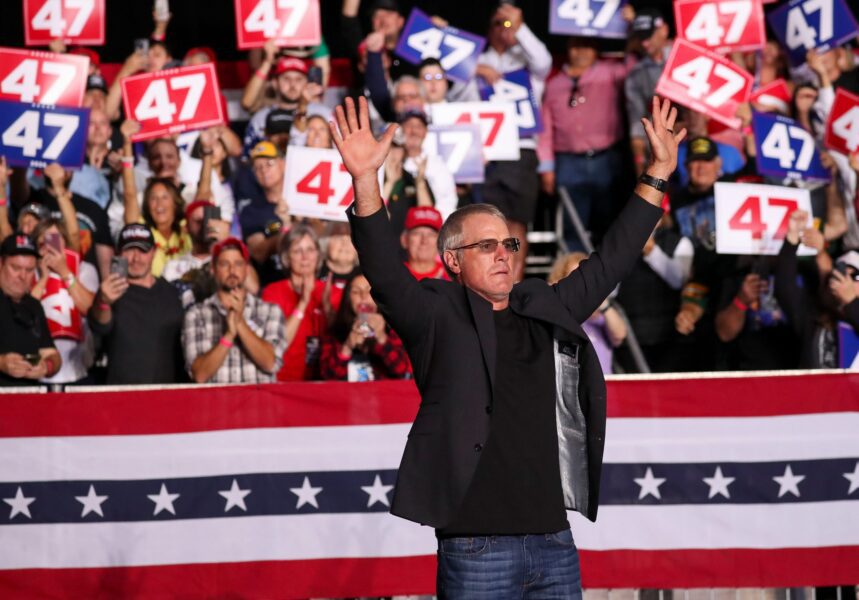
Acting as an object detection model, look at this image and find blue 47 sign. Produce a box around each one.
[394,8,486,83]
[767,0,859,65]
[752,111,830,182]
[0,100,88,168]
[477,69,543,137]
[549,0,629,39]
[424,123,484,184]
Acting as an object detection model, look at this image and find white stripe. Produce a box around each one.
[604,413,859,463]
[0,425,410,482]
[568,502,859,550]
[0,512,436,570]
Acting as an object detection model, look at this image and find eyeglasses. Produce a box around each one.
[450,237,520,253]
[568,77,586,108]
[422,73,444,81]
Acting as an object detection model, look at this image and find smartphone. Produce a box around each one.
[134,38,150,56]
[110,256,129,279]
[202,205,221,242]
[308,66,323,86]
[24,353,41,366]
[154,0,170,21]
[45,231,62,252]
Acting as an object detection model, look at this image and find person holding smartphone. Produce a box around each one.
[0,234,61,386]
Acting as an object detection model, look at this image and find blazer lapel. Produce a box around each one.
[509,279,590,344]
[466,287,496,389]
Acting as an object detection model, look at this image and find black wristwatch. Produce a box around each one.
[639,173,668,192]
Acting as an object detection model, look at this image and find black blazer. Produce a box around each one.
[349,194,663,528]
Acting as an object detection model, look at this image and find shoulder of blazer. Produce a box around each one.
[510,278,590,344]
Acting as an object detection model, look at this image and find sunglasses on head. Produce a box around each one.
[451,237,520,254]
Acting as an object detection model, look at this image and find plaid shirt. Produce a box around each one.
[182,293,287,384]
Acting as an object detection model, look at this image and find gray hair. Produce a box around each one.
[437,204,507,277]
[279,222,322,273]
[393,76,426,101]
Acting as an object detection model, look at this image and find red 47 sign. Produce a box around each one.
[234,0,321,49]
[121,63,225,142]
[0,48,88,107]
[655,39,753,129]
[824,88,859,156]
[23,0,105,46]
[675,0,766,54]
[284,147,382,222]
[714,182,816,256]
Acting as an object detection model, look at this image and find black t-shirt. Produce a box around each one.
[91,278,184,384]
[30,188,112,266]
[0,292,55,387]
[440,308,568,536]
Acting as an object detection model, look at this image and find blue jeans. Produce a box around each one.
[436,529,583,599]
[556,147,623,252]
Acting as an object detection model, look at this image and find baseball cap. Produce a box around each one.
[19,202,49,221]
[405,206,443,231]
[184,199,215,220]
[117,223,155,252]
[397,108,428,126]
[212,237,250,262]
[265,108,295,136]
[370,0,400,14]
[86,74,107,93]
[0,233,38,258]
[69,46,100,68]
[274,57,309,76]
[184,46,216,64]
[630,8,665,39]
[686,137,718,162]
[250,140,282,160]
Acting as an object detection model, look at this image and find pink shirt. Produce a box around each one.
[537,58,634,169]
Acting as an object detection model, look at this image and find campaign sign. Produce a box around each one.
[824,88,859,156]
[752,111,830,182]
[768,0,859,66]
[121,63,225,142]
[394,8,486,83]
[0,100,88,169]
[234,0,321,50]
[655,38,753,129]
[284,147,382,222]
[714,182,815,256]
[424,123,484,184]
[23,0,105,46]
[0,48,88,107]
[838,321,859,368]
[477,69,543,137]
[675,0,766,54]
[430,102,519,161]
[549,0,629,39]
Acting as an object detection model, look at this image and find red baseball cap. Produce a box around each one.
[184,199,214,220]
[184,46,217,64]
[212,237,249,262]
[405,206,443,231]
[69,47,100,68]
[274,57,309,76]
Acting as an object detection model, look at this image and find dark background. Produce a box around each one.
[0,0,673,63]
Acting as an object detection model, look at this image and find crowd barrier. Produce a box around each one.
[0,370,858,598]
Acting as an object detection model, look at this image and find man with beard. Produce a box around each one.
[183,237,286,383]
[91,224,184,384]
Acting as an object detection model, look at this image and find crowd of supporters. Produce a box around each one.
[3,0,859,387]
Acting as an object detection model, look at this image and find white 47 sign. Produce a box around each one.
[714,182,816,255]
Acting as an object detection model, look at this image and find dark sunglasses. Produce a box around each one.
[451,237,520,254]
[568,76,586,108]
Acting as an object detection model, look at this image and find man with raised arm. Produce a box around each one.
[331,96,684,598]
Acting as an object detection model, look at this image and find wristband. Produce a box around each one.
[733,297,749,311]
[44,357,54,374]
[97,302,110,311]
[151,32,165,42]
[742,125,753,136]
[219,336,234,349]
[337,348,352,361]
[639,173,668,192]
[0,196,6,207]
[291,309,304,320]
[255,68,269,80]
[122,158,134,169]
[65,274,76,288]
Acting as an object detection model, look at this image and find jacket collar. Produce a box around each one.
[465,287,496,388]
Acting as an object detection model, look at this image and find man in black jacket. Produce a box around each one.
[331,96,684,598]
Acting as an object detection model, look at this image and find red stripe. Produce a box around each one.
[606,372,859,418]
[2,372,858,437]
[580,546,859,587]
[0,556,437,599]
[2,547,857,596]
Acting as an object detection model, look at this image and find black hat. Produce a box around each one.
[0,233,38,258]
[369,0,400,14]
[687,137,719,162]
[396,108,428,126]
[265,108,295,136]
[630,8,665,39]
[86,74,107,93]
[117,223,154,252]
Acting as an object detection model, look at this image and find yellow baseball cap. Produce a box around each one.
[250,140,281,160]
